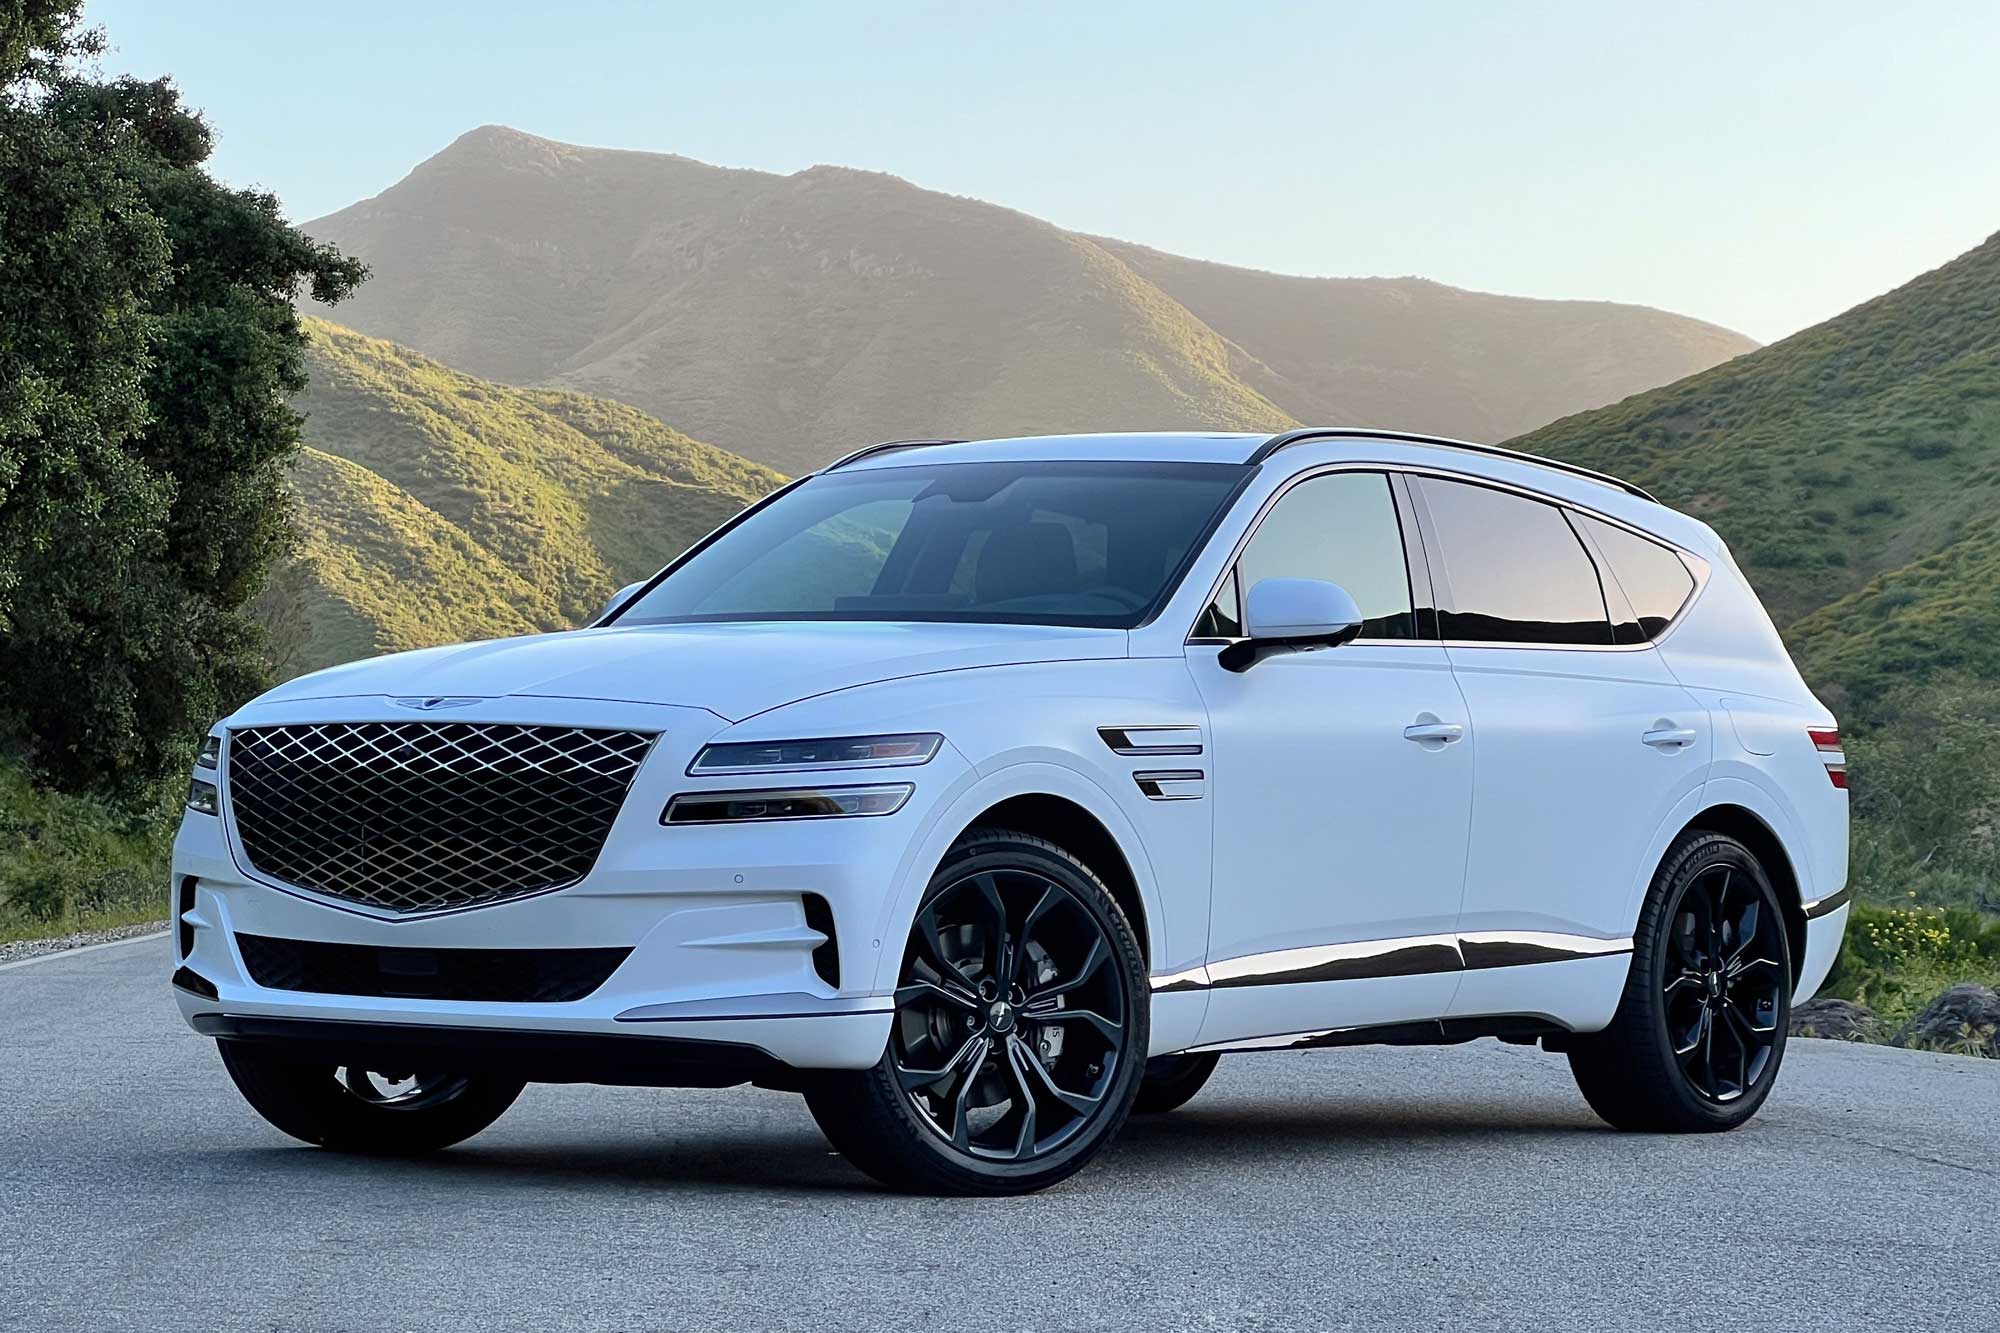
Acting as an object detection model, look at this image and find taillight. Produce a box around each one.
[1809,727,1846,788]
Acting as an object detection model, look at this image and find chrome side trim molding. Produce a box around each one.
[1097,725,1203,757]
[1458,931,1634,970]
[1802,885,1853,921]
[1207,934,1464,989]
[1148,965,1212,995]
[1188,1013,1571,1056]
[1163,930,1635,993]
[1133,770,1205,801]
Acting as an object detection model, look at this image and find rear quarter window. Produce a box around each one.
[1574,514,1697,642]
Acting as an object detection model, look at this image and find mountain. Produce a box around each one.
[301,125,1756,475]
[1090,238,1755,446]
[265,319,783,675]
[1506,227,2000,709]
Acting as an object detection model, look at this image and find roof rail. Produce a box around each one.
[820,438,967,473]
[1248,428,1657,503]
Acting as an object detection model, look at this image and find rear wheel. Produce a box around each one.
[1568,831,1792,1132]
[804,828,1149,1195]
[218,1042,525,1153]
[1132,1052,1220,1115]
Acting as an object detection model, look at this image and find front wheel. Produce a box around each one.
[804,828,1149,1195]
[218,1042,525,1153]
[1567,831,1793,1132]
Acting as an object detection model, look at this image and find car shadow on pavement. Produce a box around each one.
[199,1097,1606,1197]
[1111,1099,1605,1161]
[214,1132,875,1195]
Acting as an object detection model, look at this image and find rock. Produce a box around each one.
[1790,997,1881,1042]
[1894,984,2000,1058]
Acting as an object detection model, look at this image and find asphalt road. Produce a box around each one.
[4,937,1994,1332]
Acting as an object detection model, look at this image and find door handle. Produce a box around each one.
[1403,721,1464,744]
[1642,727,1698,749]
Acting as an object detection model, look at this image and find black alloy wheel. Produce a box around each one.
[1568,830,1793,1132]
[804,828,1149,1194]
[1660,862,1787,1102]
[892,863,1129,1158]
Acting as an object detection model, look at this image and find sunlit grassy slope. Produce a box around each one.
[268,320,783,675]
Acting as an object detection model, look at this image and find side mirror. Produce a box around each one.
[594,580,647,626]
[1218,577,1364,672]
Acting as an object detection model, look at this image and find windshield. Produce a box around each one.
[614,460,1251,629]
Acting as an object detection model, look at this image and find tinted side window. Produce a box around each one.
[1576,514,1695,642]
[1416,477,1611,645]
[1230,471,1416,639]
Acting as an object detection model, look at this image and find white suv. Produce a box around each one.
[171,430,1851,1194]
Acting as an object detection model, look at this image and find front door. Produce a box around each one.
[1186,470,1474,1047]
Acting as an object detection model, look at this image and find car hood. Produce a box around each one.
[244,622,1130,722]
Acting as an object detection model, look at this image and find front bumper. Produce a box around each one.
[170,696,973,1075]
[186,1013,802,1088]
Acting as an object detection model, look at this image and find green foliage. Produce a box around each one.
[1822,903,2000,1030]
[0,7,364,796]
[271,321,785,674]
[0,759,169,930]
[0,2,99,84]
[1789,517,2000,706]
[1842,675,2000,911]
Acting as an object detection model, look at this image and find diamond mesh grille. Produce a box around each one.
[225,722,656,914]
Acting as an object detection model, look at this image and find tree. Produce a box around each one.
[0,3,364,795]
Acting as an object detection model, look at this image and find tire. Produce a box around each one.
[1131,1052,1220,1115]
[804,827,1150,1195]
[218,1041,525,1153]
[1568,830,1793,1132]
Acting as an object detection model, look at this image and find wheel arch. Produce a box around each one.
[954,793,1150,968]
[870,762,1169,994]
[1676,802,1807,985]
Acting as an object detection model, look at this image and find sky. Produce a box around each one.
[83,0,2000,343]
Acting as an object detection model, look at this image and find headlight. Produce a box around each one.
[186,778,220,816]
[686,732,942,776]
[197,734,221,769]
[662,783,914,825]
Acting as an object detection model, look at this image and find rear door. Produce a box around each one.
[1408,476,1710,974]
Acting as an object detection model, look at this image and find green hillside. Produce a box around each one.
[1509,232,2000,639]
[303,126,1754,474]
[266,320,783,675]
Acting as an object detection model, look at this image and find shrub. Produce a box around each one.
[1824,902,2000,1029]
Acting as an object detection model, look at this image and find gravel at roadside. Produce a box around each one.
[0,920,166,968]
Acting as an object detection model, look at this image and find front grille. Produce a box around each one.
[236,933,631,1003]
[226,722,656,914]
